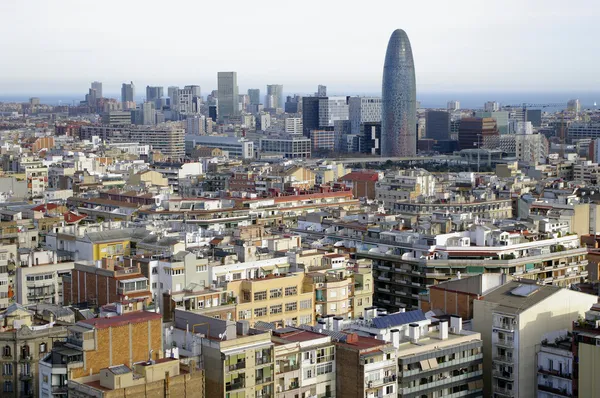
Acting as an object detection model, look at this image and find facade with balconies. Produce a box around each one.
[271,329,336,398]
[473,281,597,397]
[536,333,574,398]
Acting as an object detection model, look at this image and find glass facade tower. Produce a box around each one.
[381,29,417,157]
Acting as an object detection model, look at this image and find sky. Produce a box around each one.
[0,0,599,98]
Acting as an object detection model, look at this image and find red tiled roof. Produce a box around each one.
[339,171,379,182]
[32,203,59,212]
[64,211,86,224]
[78,311,161,329]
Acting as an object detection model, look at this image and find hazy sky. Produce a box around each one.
[0,0,598,96]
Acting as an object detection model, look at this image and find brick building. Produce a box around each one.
[338,171,380,200]
[62,259,152,307]
[39,311,163,397]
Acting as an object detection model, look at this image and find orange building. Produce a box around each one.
[32,136,55,152]
[65,311,163,379]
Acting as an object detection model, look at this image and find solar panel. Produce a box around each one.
[372,310,427,329]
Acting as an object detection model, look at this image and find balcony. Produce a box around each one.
[19,372,32,381]
[493,320,515,331]
[492,355,514,364]
[494,337,514,348]
[493,369,515,381]
[20,355,32,362]
[255,376,273,385]
[51,385,68,394]
[399,370,483,395]
[538,384,572,397]
[229,361,246,371]
[538,367,572,380]
[493,386,516,397]
[226,381,245,392]
[256,356,272,365]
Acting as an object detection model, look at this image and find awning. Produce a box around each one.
[428,358,439,368]
[261,266,275,272]
[420,360,431,371]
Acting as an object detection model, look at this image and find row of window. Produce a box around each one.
[253,286,299,301]
[2,343,45,358]
[250,299,312,318]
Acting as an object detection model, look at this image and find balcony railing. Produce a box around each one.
[492,369,515,380]
[537,384,572,397]
[226,381,245,392]
[493,386,516,397]
[493,320,515,331]
[256,356,272,365]
[494,337,514,347]
[492,354,514,363]
[255,376,273,385]
[19,372,32,380]
[538,367,572,379]
[229,361,246,371]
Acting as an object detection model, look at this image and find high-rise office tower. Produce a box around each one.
[317,85,327,97]
[425,110,450,140]
[447,100,460,111]
[173,85,202,116]
[146,86,164,102]
[168,86,179,101]
[85,88,97,107]
[484,101,500,112]
[266,84,283,109]
[302,97,321,137]
[248,89,260,105]
[217,72,239,119]
[121,81,135,105]
[568,99,581,113]
[91,81,103,99]
[348,97,382,135]
[381,29,417,157]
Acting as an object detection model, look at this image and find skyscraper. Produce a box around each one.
[146,86,164,102]
[217,72,239,120]
[266,84,283,109]
[317,85,327,97]
[425,110,450,140]
[381,29,417,157]
[91,81,102,99]
[121,82,135,105]
[248,89,260,105]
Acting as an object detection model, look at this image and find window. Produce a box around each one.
[270,305,282,315]
[300,299,312,310]
[232,273,241,280]
[196,265,207,272]
[254,291,267,301]
[285,302,297,312]
[239,310,251,320]
[39,343,46,353]
[385,385,394,395]
[2,346,10,357]
[285,286,297,296]
[152,282,157,289]
[2,364,11,376]
[21,345,29,358]
[305,369,313,379]
[3,381,12,393]
[254,307,267,318]
[316,363,333,375]
[270,288,282,299]
[357,298,363,306]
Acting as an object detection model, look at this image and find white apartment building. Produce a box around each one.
[536,331,573,398]
[107,142,151,156]
[516,133,548,165]
[284,118,303,135]
[15,256,74,305]
[473,281,597,398]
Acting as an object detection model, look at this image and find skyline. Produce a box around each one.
[1,0,599,95]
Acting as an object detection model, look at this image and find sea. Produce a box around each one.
[1,92,598,112]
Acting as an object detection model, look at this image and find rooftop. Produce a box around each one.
[78,311,161,329]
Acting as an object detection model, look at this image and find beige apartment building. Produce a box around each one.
[229,272,314,327]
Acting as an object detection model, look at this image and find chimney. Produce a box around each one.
[450,315,462,334]
[390,329,400,348]
[439,320,448,340]
[318,320,326,331]
[236,320,249,336]
[408,323,420,343]
[364,308,370,320]
[398,305,406,313]
[333,316,343,332]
